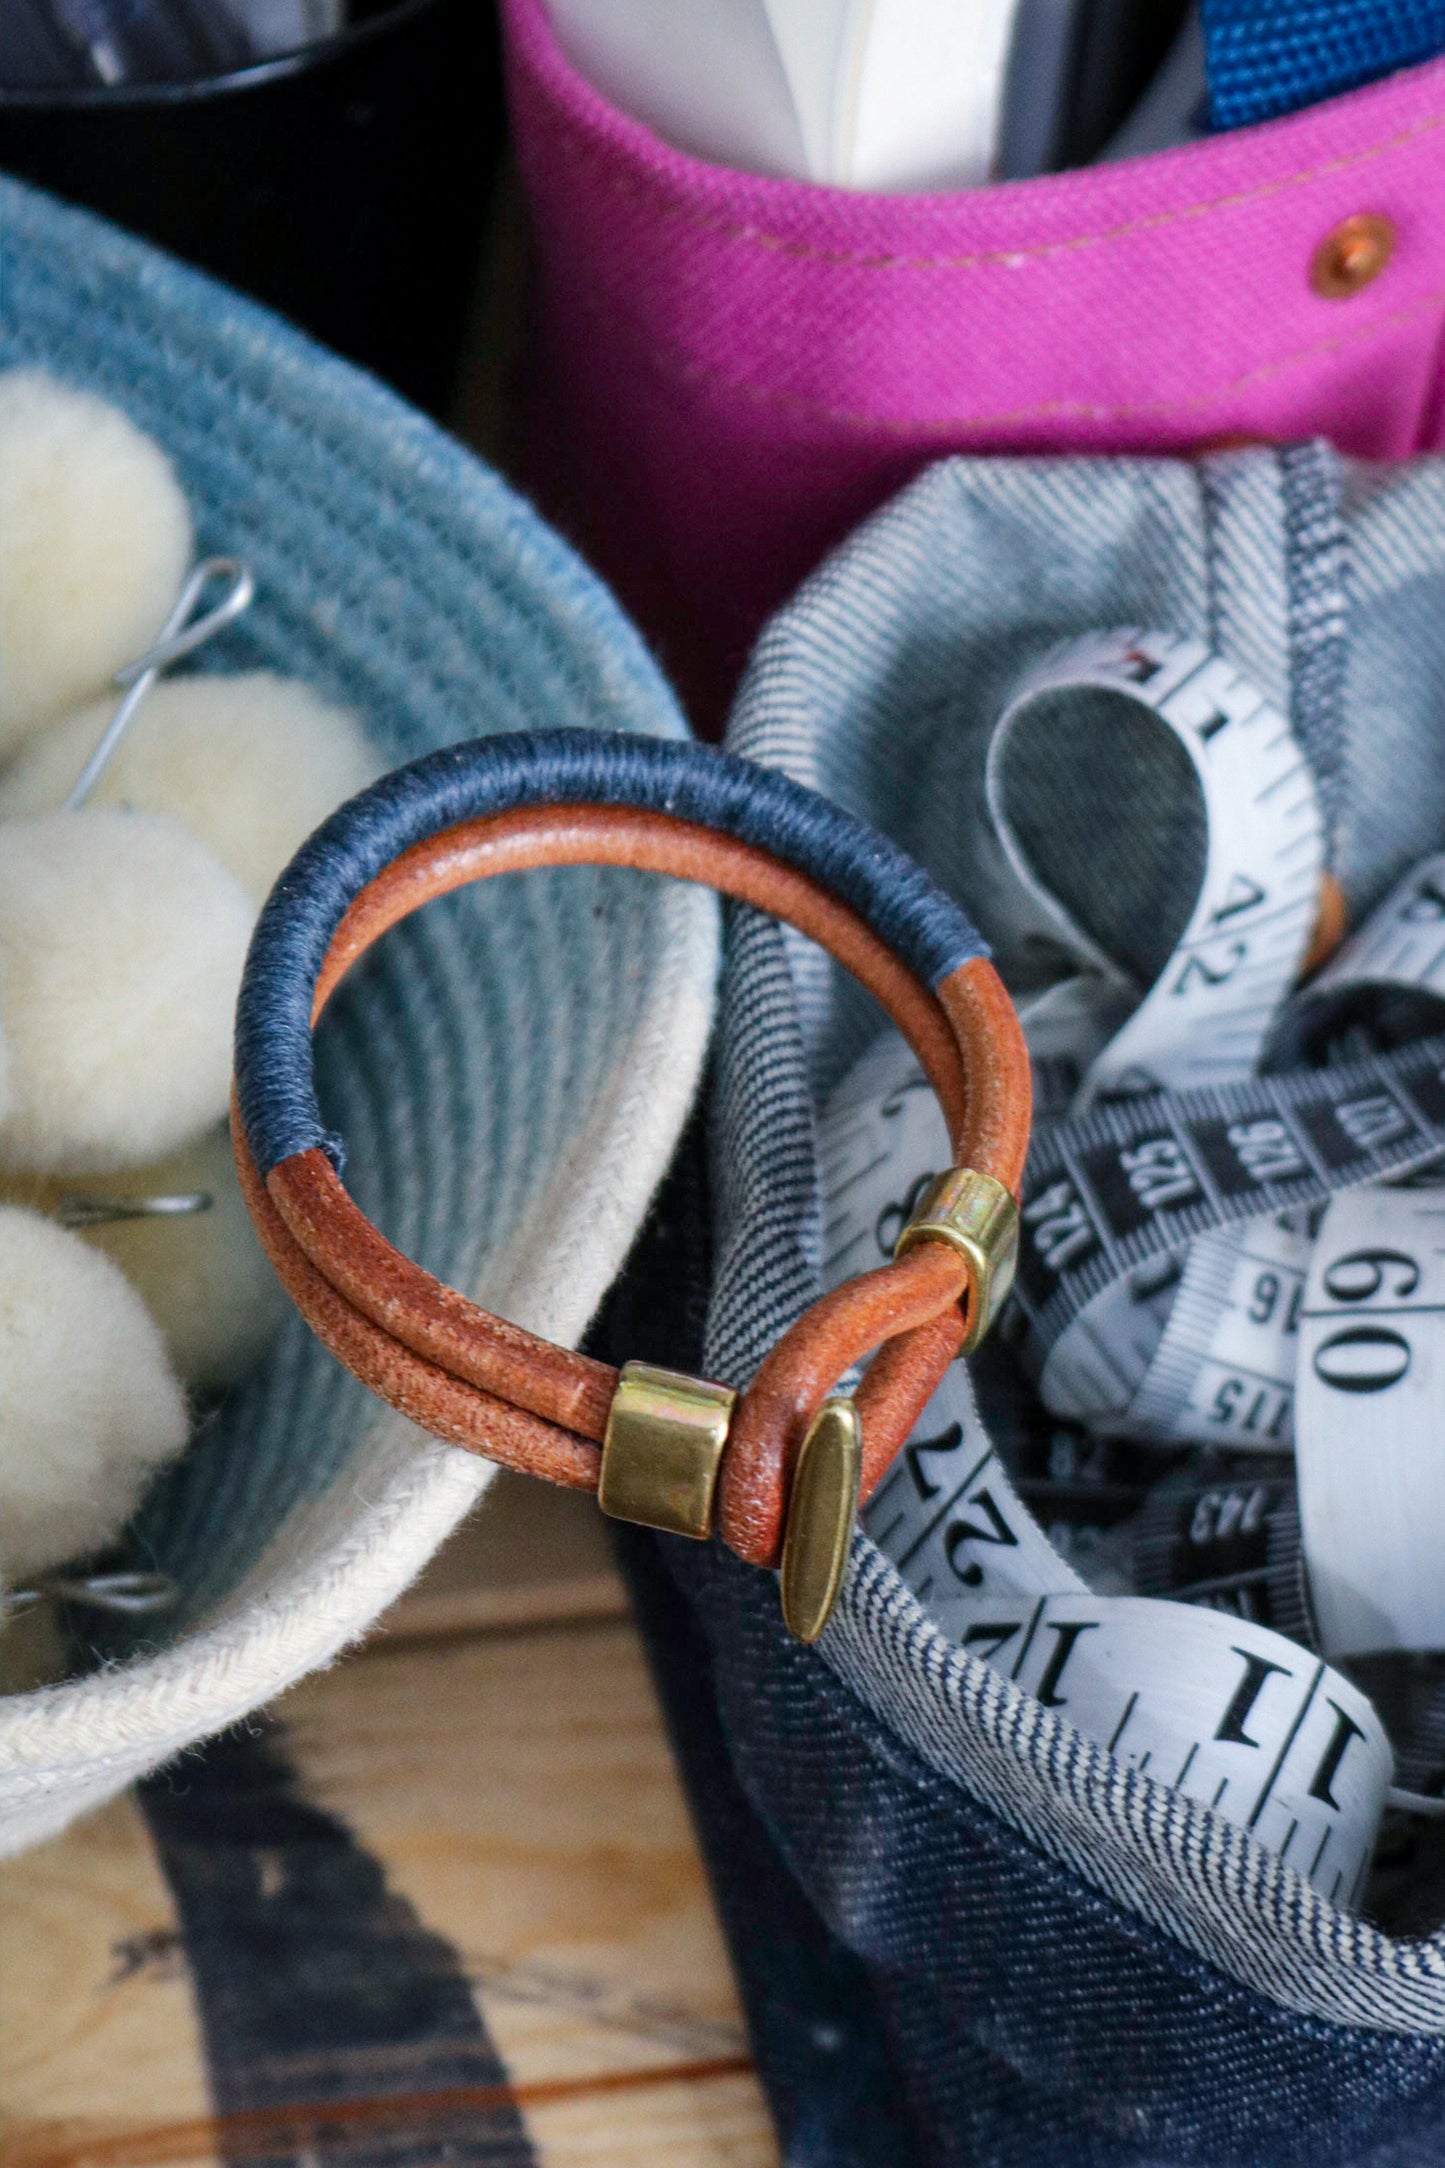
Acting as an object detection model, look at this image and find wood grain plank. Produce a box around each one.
[0,1793,215,2159]
[1,1611,779,2168]
[375,1475,627,1645]
[278,1620,754,2084]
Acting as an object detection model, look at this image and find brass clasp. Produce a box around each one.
[598,1363,864,1643]
[893,1166,1019,1353]
[779,1399,862,1644]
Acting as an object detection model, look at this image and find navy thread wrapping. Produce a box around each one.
[235,729,988,1176]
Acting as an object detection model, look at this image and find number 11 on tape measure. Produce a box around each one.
[852,1325,1392,1901]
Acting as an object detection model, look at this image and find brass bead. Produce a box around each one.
[597,1360,736,1539]
[894,1166,1019,1353]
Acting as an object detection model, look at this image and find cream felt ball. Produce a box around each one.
[4,1124,285,1391]
[0,372,192,756]
[0,808,254,1174]
[3,672,380,903]
[0,1207,189,1585]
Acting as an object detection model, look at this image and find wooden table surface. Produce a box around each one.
[1,1477,781,2168]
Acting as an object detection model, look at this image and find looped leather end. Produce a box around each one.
[717,954,1030,1567]
[719,1243,967,1566]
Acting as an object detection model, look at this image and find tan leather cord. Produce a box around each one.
[233,1112,603,1488]
[240,802,1031,1569]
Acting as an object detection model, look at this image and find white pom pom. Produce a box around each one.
[6,1125,286,1391]
[0,372,192,756]
[2,671,379,903]
[0,1207,188,1585]
[0,808,254,1174]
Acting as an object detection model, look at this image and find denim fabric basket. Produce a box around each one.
[0,181,718,1854]
[622,444,1445,2167]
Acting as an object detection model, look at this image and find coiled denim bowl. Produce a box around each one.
[0,178,718,1852]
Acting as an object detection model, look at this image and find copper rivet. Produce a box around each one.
[1310,214,1395,299]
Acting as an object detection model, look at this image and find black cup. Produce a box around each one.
[0,0,502,415]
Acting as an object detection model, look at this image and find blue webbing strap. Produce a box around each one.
[1202,0,1445,129]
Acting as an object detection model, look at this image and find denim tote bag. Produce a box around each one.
[606,443,1445,2168]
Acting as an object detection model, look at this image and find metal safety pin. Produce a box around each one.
[7,1569,178,1616]
[54,1191,213,1229]
[65,556,255,810]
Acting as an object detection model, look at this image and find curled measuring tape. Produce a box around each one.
[979,627,1328,1113]
[821,1033,1393,1898]
[819,629,1445,1890]
[1086,851,1445,1458]
[1017,869,1445,1452]
[1296,1180,1445,1660]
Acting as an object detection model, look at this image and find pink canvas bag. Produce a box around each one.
[502,0,1445,724]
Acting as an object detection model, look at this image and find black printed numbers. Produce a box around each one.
[944,1488,1020,1588]
[1248,1268,1303,1332]
[1321,1248,1420,1305]
[1307,1703,1367,1809]
[1311,1243,1421,1396]
[1034,1619,1097,1707]
[1208,1378,1291,1439]
[1311,1325,1411,1394]
[903,1423,964,1504]
[1173,943,1248,997]
[1215,1648,1291,1747]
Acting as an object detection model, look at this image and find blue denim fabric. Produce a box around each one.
[649,1525,1445,2168]
[609,448,1445,2164]
[235,730,986,1175]
[605,1121,1445,2168]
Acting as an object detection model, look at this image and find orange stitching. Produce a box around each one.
[530,95,1445,274]
[638,280,1445,433]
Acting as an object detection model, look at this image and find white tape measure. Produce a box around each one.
[822,1044,1395,1897]
[965,628,1329,1437]
[1025,871,1445,1454]
[985,628,1326,1112]
[1110,852,1445,1456]
[1297,1183,1445,1660]
[815,629,1445,1891]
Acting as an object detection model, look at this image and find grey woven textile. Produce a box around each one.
[709,445,1445,2035]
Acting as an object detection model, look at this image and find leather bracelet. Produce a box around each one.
[232,731,1031,1640]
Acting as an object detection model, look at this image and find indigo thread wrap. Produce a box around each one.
[235,729,988,1177]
